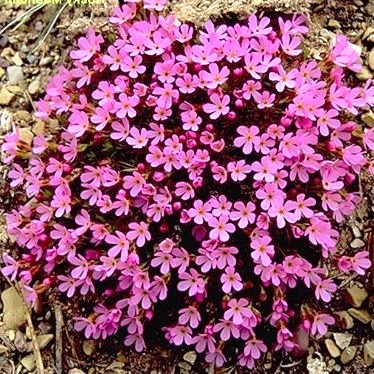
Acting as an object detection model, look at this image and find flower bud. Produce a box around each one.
[326,141,337,151]
[233,68,243,77]
[345,173,355,186]
[63,164,73,173]
[43,277,53,286]
[86,249,101,260]
[192,225,207,241]
[104,289,115,297]
[206,124,214,132]
[153,171,165,182]
[186,131,197,139]
[164,206,173,215]
[159,223,169,233]
[227,111,237,121]
[145,309,154,320]
[180,209,191,223]
[179,135,186,143]
[173,202,182,211]
[193,63,202,73]
[235,99,244,109]
[137,163,146,172]
[192,177,203,188]
[186,139,197,149]
[93,133,103,144]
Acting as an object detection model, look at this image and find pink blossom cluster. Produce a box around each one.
[2,0,374,369]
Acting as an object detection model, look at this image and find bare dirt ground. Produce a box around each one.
[0,1,373,373]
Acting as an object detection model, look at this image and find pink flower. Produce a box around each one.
[227,160,251,181]
[177,268,205,296]
[153,83,179,109]
[311,313,335,336]
[189,200,212,224]
[203,94,230,119]
[351,251,371,275]
[244,339,267,359]
[178,306,201,328]
[208,214,236,242]
[250,236,274,266]
[329,35,361,72]
[51,191,71,218]
[268,198,296,228]
[221,267,243,293]
[169,325,192,346]
[70,27,104,62]
[213,319,240,341]
[224,298,253,325]
[315,278,337,302]
[230,201,256,228]
[105,231,129,261]
[123,172,146,197]
[127,221,151,247]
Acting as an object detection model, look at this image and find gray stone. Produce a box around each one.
[351,238,365,248]
[183,351,197,365]
[68,370,86,374]
[333,333,352,350]
[346,284,368,307]
[326,339,340,358]
[1,287,27,330]
[21,354,36,371]
[6,66,24,84]
[362,112,374,128]
[348,308,372,324]
[341,346,357,364]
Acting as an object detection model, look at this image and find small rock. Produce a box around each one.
[83,340,96,356]
[11,52,23,66]
[68,370,86,374]
[8,330,16,341]
[328,19,340,28]
[0,36,8,48]
[33,121,45,135]
[326,339,340,358]
[362,111,374,128]
[341,346,357,364]
[19,128,34,145]
[0,344,9,354]
[178,361,191,371]
[364,341,374,366]
[363,27,374,40]
[356,66,373,80]
[14,110,32,123]
[348,308,372,324]
[1,287,27,329]
[21,354,36,371]
[37,334,54,349]
[0,87,15,105]
[351,238,365,248]
[183,351,197,365]
[345,284,368,307]
[368,51,374,71]
[28,79,40,95]
[14,330,27,352]
[6,66,24,84]
[0,67,4,78]
[39,57,53,66]
[333,333,352,350]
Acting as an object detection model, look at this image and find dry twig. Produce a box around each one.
[54,303,64,374]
